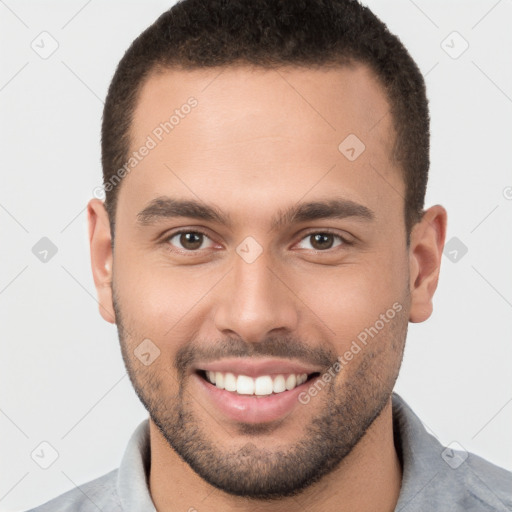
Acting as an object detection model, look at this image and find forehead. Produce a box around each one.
[120,63,403,229]
[132,62,394,150]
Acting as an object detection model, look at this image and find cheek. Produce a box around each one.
[295,254,407,336]
[114,251,217,342]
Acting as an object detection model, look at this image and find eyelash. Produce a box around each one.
[163,228,353,254]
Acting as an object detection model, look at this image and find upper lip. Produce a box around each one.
[194,357,323,378]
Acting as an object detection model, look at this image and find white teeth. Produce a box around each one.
[254,376,273,396]
[297,373,307,385]
[237,375,254,395]
[215,371,224,390]
[224,372,237,392]
[272,375,286,393]
[204,371,309,395]
[285,374,297,390]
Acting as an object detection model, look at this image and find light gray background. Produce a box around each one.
[1,0,511,510]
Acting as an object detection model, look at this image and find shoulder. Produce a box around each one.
[392,393,512,511]
[24,469,122,512]
[456,450,512,511]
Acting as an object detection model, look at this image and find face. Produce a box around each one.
[100,63,415,498]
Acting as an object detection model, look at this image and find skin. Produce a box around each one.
[88,63,447,511]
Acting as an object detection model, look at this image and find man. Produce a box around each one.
[27,0,512,510]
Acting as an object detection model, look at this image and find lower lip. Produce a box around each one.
[194,373,314,424]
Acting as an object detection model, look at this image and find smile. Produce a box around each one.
[199,370,318,396]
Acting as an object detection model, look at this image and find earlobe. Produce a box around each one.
[87,198,116,324]
[408,205,448,323]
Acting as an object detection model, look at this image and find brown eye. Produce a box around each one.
[310,233,335,250]
[179,232,203,250]
[167,231,214,251]
[296,231,349,251]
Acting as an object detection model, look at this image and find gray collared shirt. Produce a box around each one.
[26,392,512,511]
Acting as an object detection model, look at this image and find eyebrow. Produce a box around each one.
[136,196,375,230]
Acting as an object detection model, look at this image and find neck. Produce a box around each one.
[149,397,402,512]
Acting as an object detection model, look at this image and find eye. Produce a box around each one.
[295,231,351,251]
[163,229,352,254]
[165,230,217,252]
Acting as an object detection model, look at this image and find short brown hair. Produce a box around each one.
[102,0,430,244]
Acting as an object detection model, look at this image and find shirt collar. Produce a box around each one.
[116,417,156,511]
[391,392,448,510]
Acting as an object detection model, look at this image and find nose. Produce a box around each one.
[213,248,299,343]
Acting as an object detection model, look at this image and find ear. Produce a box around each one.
[87,198,116,324]
[408,205,448,323]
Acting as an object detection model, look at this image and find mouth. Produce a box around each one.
[191,359,323,424]
[196,369,321,396]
